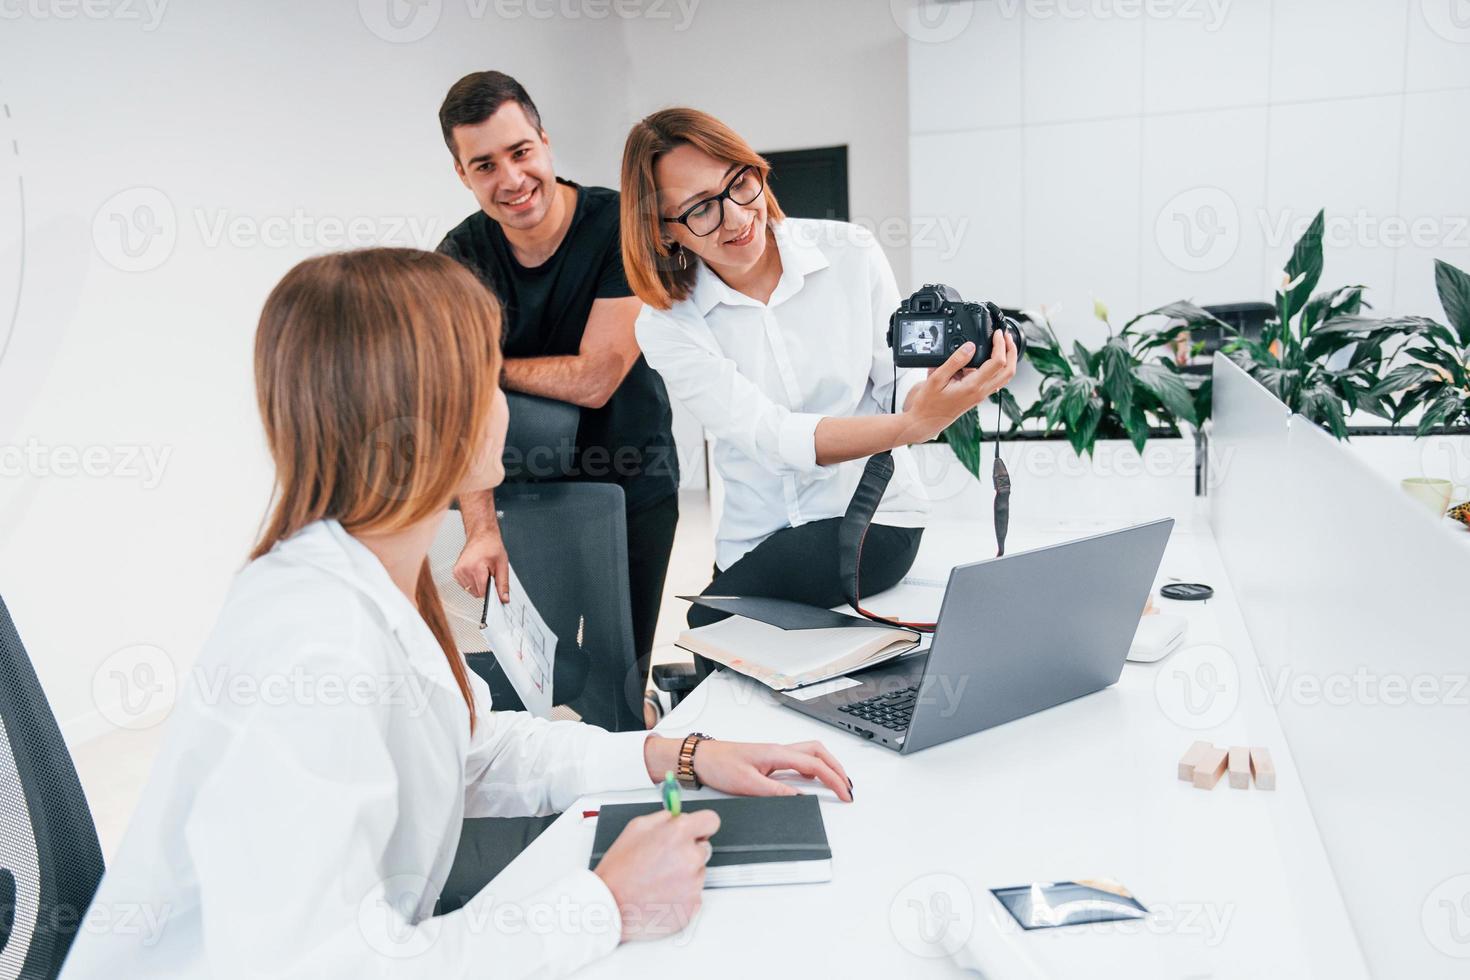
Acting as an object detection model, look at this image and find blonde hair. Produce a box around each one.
[251,248,501,730]
[620,107,785,310]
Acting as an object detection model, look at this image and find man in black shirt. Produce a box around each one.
[436,72,679,723]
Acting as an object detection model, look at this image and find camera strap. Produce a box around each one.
[838,444,1011,633]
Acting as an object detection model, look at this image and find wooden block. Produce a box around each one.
[1228,746,1250,789]
[1192,746,1228,789]
[1250,747,1276,791]
[1178,740,1213,781]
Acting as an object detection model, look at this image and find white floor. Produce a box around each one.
[71,489,717,861]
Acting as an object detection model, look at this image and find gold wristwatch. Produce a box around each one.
[676,733,713,789]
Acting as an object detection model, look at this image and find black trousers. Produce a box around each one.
[435,815,559,915]
[689,518,924,630]
[626,492,679,689]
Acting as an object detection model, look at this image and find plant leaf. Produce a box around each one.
[1279,209,1326,326]
[1122,299,1229,334]
[940,409,981,478]
[1136,362,1196,425]
[990,389,1024,428]
[1098,338,1136,421]
[1415,388,1464,436]
[1026,341,1072,379]
[1071,340,1097,376]
[1435,258,1470,346]
[1060,376,1094,426]
[1301,381,1348,439]
[1368,363,1439,397]
[1069,398,1104,457]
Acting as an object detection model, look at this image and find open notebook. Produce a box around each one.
[676,595,920,691]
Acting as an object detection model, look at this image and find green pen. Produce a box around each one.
[661,771,681,816]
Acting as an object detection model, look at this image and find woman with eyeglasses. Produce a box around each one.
[621,109,1018,628]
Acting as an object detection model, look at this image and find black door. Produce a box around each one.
[761,146,849,222]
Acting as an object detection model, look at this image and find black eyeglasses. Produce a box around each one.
[662,166,764,238]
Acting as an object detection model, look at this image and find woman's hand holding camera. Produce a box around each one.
[903,331,1018,443]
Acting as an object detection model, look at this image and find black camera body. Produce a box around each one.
[887,283,1025,369]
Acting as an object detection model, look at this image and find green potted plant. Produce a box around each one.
[1364,259,1470,435]
[939,299,1217,474]
[1219,209,1439,438]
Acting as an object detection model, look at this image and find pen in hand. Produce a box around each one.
[479,570,493,629]
[661,771,681,816]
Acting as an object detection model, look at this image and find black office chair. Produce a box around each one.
[430,393,646,732]
[0,596,105,979]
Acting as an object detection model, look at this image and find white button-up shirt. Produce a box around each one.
[60,519,651,979]
[637,218,930,570]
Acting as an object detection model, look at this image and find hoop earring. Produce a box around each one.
[677,248,689,272]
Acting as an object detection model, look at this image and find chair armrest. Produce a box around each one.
[651,662,700,694]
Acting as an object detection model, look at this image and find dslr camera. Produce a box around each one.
[887,283,1026,369]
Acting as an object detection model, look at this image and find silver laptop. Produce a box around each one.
[780,519,1174,754]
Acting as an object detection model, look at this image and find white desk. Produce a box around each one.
[484,516,1368,977]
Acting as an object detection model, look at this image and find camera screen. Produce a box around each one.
[898,318,945,355]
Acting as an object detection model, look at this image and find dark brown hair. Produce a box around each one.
[251,248,502,730]
[439,70,543,161]
[620,108,785,310]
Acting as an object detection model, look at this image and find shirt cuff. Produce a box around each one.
[777,411,825,472]
[474,868,624,976]
[579,730,654,795]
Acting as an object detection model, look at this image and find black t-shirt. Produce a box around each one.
[438,179,678,512]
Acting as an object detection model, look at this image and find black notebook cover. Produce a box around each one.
[588,795,832,869]
[680,594,894,631]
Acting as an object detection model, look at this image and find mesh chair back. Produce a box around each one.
[0,597,104,979]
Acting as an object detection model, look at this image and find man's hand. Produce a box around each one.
[593,809,721,942]
[453,527,510,603]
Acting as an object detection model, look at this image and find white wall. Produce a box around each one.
[0,1,634,740]
[906,0,1470,347]
[620,0,913,279]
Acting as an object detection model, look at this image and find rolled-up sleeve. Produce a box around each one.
[636,306,831,476]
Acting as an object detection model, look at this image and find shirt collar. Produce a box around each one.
[688,219,831,316]
[271,519,420,635]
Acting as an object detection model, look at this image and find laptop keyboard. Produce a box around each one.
[837,685,918,732]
